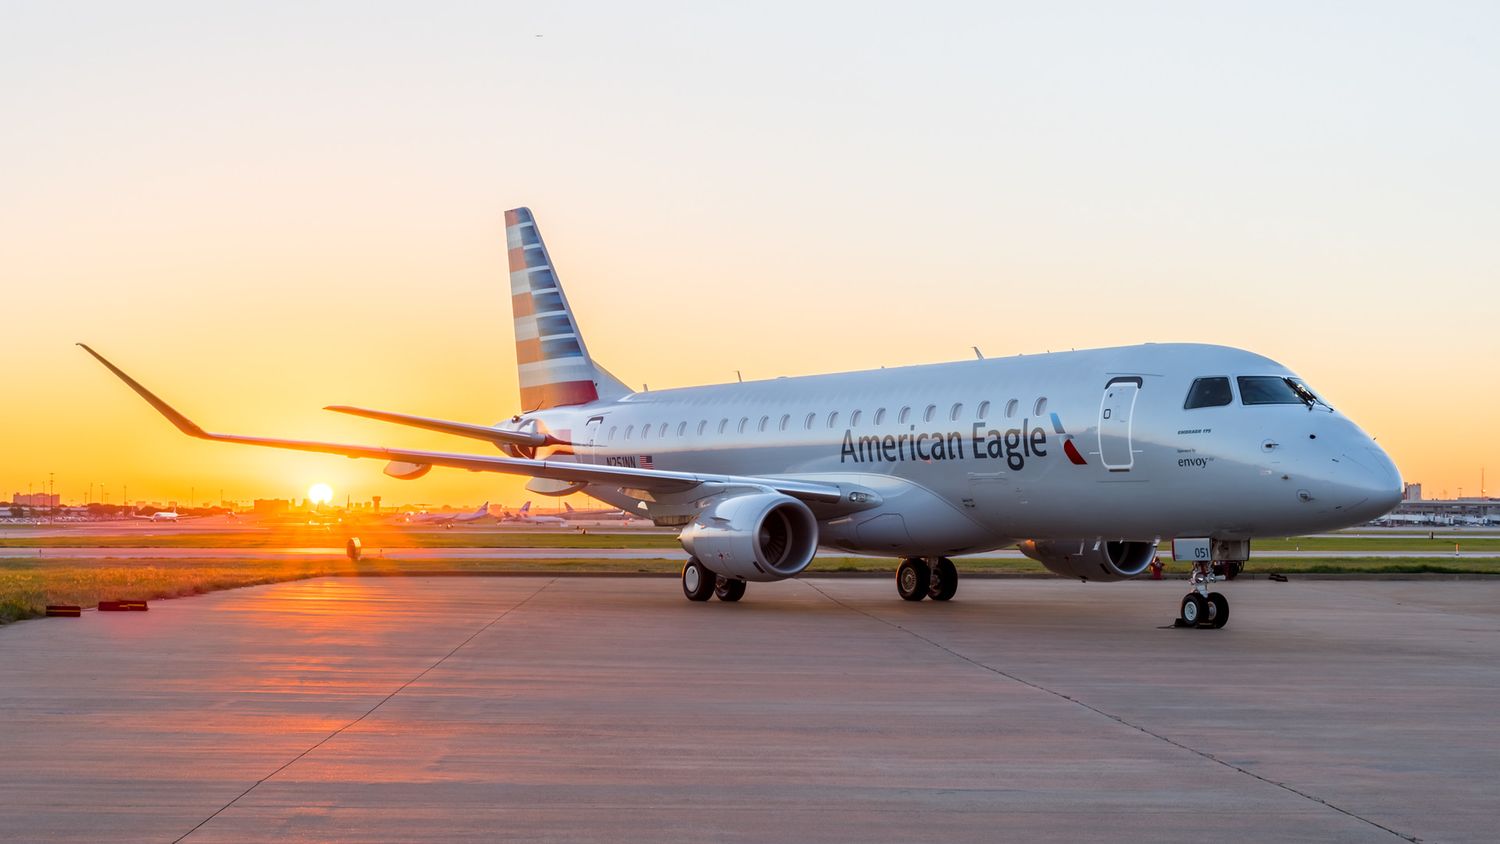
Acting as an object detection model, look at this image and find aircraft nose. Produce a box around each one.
[1338,443,1404,522]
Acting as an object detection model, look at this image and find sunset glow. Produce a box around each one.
[2,5,1497,505]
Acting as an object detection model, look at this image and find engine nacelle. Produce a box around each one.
[1018,538,1158,582]
[679,493,819,582]
[384,461,432,480]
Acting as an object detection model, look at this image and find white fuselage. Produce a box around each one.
[517,343,1401,556]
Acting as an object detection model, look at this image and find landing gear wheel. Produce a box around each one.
[714,576,746,602]
[897,558,930,601]
[929,557,958,601]
[1206,592,1229,628]
[682,558,715,602]
[1180,593,1208,627]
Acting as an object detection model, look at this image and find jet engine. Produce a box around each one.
[383,461,432,480]
[679,493,819,582]
[1018,538,1158,582]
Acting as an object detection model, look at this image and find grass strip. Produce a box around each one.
[8,530,1500,554]
[5,555,1498,625]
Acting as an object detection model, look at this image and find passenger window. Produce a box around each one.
[658,423,668,437]
[874,408,886,425]
[676,421,686,437]
[950,403,963,422]
[697,420,707,435]
[642,425,651,440]
[779,414,790,431]
[923,404,936,422]
[624,425,634,439]
[738,417,749,434]
[977,400,990,419]
[718,418,729,434]
[1185,377,1233,409]
[1033,397,1047,417]
[758,415,769,432]
[898,407,911,424]
[828,411,840,428]
[1005,399,1019,418]
[805,412,816,429]
[850,410,862,426]
[608,426,617,441]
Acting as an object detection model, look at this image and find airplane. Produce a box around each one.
[132,510,199,523]
[499,501,568,525]
[401,501,492,526]
[561,501,637,521]
[80,206,1403,628]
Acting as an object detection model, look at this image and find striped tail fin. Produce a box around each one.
[505,208,629,410]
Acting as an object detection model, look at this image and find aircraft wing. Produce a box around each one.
[80,345,847,505]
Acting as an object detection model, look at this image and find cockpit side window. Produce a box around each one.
[1184,377,1233,409]
[1237,376,1307,406]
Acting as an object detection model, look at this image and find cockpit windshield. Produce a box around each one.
[1238,376,1327,409]
[1184,377,1233,409]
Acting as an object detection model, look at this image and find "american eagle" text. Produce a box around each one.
[840,421,1049,470]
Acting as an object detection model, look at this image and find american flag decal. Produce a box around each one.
[639,455,654,470]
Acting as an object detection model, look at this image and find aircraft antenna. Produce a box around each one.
[972,347,984,360]
[736,370,743,383]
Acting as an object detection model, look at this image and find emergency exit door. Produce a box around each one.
[1098,377,1143,472]
[582,415,605,465]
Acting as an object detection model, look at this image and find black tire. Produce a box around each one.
[1181,593,1208,626]
[682,558,715,602]
[897,558,930,601]
[714,576,746,602]
[1207,592,1229,628]
[929,557,958,601]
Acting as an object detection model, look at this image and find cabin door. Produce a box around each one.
[1097,377,1143,472]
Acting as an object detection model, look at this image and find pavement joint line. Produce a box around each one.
[172,577,557,843]
[798,579,1421,843]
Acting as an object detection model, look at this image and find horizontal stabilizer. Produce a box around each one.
[325,405,557,448]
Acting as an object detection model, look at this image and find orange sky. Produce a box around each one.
[3,4,1497,506]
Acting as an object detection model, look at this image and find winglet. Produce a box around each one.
[77,344,209,439]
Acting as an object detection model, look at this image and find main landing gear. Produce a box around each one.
[896,557,958,602]
[681,557,747,602]
[1178,560,1229,629]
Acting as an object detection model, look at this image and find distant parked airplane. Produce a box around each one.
[131,510,198,523]
[82,207,1403,626]
[402,501,491,526]
[500,501,567,525]
[561,501,635,521]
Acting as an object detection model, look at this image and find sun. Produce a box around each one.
[308,483,334,506]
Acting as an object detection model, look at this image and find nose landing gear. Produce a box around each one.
[1177,561,1230,628]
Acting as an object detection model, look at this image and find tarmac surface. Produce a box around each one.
[2,576,1497,842]
[4,546,1499,561]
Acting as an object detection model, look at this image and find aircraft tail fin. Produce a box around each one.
[518,501,531,513]
[564,502,575,512]
[505,208,631,410]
